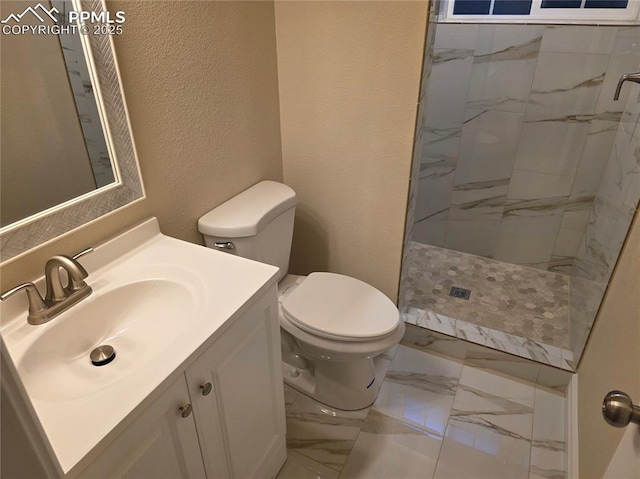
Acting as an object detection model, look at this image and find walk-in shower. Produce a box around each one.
[401,3,640,371]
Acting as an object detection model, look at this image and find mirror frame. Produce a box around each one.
[0,0,144,263]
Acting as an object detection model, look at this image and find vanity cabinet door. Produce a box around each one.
[75,375,206,479]
[186,289,286,479]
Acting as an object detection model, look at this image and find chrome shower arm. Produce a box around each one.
[613,71,640,101]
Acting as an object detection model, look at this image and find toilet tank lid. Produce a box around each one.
[198,181,297,238]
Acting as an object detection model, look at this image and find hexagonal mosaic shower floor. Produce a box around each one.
[403,242,570,350]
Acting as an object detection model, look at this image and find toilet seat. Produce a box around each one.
[281,272,399,341]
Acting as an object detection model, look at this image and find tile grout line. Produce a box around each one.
[430,360,463,479]
[336,408,368,479]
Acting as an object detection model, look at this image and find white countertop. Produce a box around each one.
[0,218,279,475]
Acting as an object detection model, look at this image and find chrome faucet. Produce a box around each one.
[0,247,94,325]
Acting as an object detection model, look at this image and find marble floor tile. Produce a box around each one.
[285,394,368,472]
[434,365,535,479]
[373,345,463,437]
[278,342,567,478]
[340,409,444,479]
[458,365,536,405]
[434,417,532,479]
[449,398,534,442]
[276,450,339,479]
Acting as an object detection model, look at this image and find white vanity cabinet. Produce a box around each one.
[71,374,207,479]
[73,288,286,479]
[186,290,287,479]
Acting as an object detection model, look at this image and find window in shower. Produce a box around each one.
[442,0,639,22]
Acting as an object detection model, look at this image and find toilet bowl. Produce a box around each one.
[198,181,404,410]
[278,274,404,410]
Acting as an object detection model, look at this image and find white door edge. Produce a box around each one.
[566,374,580,479]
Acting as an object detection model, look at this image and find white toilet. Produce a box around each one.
[198,181,404,410]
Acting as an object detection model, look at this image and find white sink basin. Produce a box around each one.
[0,218,279,474]
[19,279,195,402]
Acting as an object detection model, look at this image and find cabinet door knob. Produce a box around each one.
[179,403,192,418]
[200,382,213,396]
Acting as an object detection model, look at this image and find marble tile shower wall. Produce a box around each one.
[412,24,640,273]
[570,71,640,360]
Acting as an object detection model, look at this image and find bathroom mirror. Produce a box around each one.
[0,0,143,263]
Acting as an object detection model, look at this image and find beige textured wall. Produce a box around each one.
[577,212,640,479]
[275,1,427,301]
[1,0,282,289]
[111,1,283,245]
[1,1,96,227]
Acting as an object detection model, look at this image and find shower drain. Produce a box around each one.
[449,286,471,300]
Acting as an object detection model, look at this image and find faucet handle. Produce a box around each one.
[72,247,94,261]
[0,283,48,317]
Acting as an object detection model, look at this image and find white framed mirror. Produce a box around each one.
[0,0,144,263]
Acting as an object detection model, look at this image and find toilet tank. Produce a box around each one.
[198,181,297,282]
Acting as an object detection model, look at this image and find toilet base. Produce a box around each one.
[282,355,389,411]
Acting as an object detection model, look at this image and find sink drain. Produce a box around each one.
[90,345,116,366]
